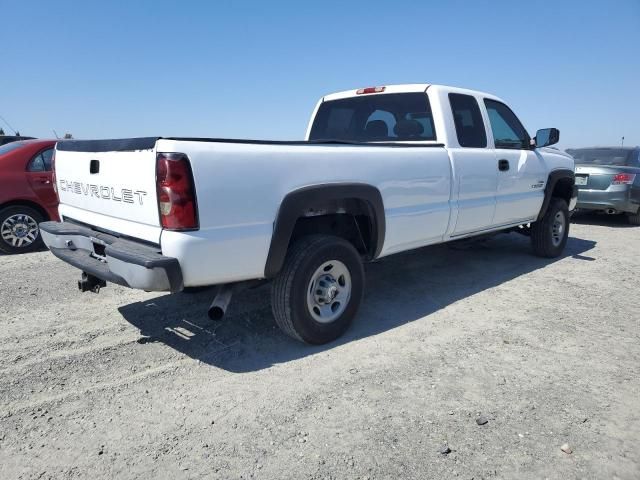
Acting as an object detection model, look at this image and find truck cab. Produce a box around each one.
[307,84,575,237]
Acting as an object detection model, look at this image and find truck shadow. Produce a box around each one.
[118,233,596,373]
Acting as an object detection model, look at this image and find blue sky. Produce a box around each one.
[1,0,638,149]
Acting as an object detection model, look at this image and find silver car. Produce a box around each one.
[566,147,640,225]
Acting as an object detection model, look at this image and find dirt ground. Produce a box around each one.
[0,214,638,480]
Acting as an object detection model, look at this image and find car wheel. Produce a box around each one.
[0,205,45,255]
[627,209,640,226]
[531,198,569,258]
[271,235,364,344]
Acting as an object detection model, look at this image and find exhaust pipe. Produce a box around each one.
[206,280,259,321]
[605,208,617,215]
[208,284,235,321]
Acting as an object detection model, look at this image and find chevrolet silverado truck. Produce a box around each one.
[41,84,577,344]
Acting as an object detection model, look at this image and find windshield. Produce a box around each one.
[0,141,26,156]
[566,148,637,166]
[309,92,437,142]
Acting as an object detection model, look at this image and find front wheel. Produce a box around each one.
[530,198,569,258]
[0,206,45,255]
[271,235,364,344]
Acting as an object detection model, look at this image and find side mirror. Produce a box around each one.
[535,128,560,148]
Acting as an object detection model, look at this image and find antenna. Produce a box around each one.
[0,114,17,134]
[53,129,60,139]
[621,136,624,147]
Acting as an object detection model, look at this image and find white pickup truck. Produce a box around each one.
[41,84,577,344]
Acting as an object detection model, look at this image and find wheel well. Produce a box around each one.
[289,198,375,258]
[552,177,574,204]
[264,184,385,279]
[537,170,575,221]
[0,200,50,220]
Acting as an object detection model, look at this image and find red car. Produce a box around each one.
[0,139,59,254]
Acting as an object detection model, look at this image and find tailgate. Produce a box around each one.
[54,138,162,244]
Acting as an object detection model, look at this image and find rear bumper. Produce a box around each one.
[576,187,640,214]
[40,221,183,292]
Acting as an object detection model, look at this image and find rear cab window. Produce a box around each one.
[309,92,437,142]
[448,93,487,148]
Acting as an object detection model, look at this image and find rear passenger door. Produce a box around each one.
[26,147,57,208]
[484,99,546,225]
[448,93,498,235]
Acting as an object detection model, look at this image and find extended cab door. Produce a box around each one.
[447,93,498,235]
[483,99,546,225]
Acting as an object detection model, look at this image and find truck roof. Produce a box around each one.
[322,83,503,103]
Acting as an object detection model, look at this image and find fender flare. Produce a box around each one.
[537,169,575,221]
[264,183,385,278]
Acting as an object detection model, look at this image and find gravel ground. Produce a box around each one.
[1,214,639,480]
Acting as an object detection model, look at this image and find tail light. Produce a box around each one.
[51,149,57,194]
[156,152,198,230]
[611,173,636,185]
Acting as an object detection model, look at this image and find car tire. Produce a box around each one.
[531,198,569,258]
[271,235,364,344]
[0,205,45,255]
[627,209,640,226]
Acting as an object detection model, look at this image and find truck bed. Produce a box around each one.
[54,136,453,285]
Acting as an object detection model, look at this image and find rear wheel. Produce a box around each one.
[271,235,364,344]
[627,209,640,226]
[531,198,569,258]
[0,206,45,255]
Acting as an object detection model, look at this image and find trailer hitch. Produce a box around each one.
[78,272,107,293]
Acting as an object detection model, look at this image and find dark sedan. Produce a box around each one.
[0,135,36,146]
[567,147,640,225]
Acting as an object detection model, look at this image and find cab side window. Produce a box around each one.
[449,93,487,148]
[28,148,54,172]
[484,99,530,149]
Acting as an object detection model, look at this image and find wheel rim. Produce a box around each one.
[306,260,352,324]
[1,214,39,248]
[551,210,566,247]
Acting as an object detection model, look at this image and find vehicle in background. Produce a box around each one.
[0,140,59,254]
[567,147,640,225]
[41,84,576,344]
[0,135,36,146]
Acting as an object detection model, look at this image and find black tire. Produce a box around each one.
[627,209,640,226]
[0,205,45,255]
[531,198,569,258]
[271,235,364,344]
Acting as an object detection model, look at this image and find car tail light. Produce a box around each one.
[51,149,57,194]
[611,173,636,185]
[356,86,386,95]
[156,152,198,230]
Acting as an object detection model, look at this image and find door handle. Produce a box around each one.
[35,177,51,184]
[498,159,510,171]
